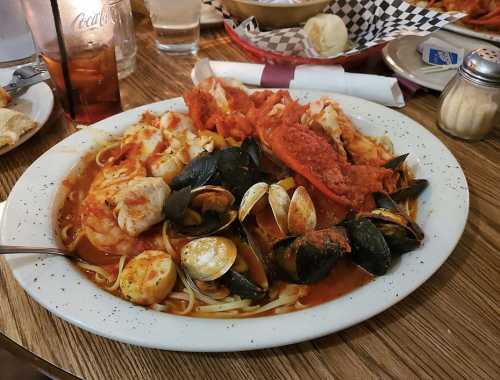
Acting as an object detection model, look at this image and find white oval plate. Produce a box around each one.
[0,66,54,155]
[0,90,469,351]
[383,30,496,92]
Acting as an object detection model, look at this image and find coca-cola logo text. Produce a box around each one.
[72,4,122,31]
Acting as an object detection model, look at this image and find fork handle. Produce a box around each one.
[0,245,68,256]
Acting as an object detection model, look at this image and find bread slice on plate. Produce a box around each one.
[0,87,11,108]
[0,108,37,147]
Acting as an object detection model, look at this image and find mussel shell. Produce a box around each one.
[383,153,409,170]
[238,224,270,289]
[374,192,424,241]
[390,179,429,202]
[241,137,261,168]
[273,229,344,284]
[221,269,266,300]
[217,147,262,201]
[344,218,391,276]
[164,186,192,222]
[170,153,219,190]
[362,208,422,255]
[176,210,237,237]
[376,222,420,255]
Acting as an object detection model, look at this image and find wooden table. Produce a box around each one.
[0,15,499,380]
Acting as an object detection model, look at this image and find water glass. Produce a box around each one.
[145,0,201,54]
[111,0,138,79]
[0,1,35,65]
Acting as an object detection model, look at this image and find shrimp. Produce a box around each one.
[80,158,151,256]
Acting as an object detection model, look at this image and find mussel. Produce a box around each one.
[382,154,429,203]
[344,218,392,276]
[169,137,264,202]
[239,182,317,236]
[344,195,425,275]
[390,179,429,202]
[361,207,423,255]
[165,185,237,237]
[273,228,349,284]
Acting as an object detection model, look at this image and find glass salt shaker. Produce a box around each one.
[437,48,500,141]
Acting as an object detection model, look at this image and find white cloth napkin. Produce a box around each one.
[192,59,405,108]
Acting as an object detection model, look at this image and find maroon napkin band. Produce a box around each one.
[261,64,295,88]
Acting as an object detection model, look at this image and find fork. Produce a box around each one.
[0,245,82,261]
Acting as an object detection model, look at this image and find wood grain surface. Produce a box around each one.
[0,14,499,380]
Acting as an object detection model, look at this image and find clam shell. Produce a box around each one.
[238,182,269,222]
[268,184,291,235]
[181,237,237,281]
[288,186,317,236]
[191,185,235,213]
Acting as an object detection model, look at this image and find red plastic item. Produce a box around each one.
[224,22,386,69]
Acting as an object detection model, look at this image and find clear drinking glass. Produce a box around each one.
[110,0,137,79]
[145,0,201,54]
[0,1,35,65]
[21,0,122,124]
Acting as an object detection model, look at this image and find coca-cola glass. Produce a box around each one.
[21,0,123,124]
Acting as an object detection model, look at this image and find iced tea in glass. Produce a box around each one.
[42,44,122,124]
[21,0,123,124]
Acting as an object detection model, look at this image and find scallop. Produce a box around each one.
[181,237,237,281]
[288,186,317,235]
[120,250,177,306]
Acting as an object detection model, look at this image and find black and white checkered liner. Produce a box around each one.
[206,0,464,58]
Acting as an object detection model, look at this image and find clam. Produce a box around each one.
[239,183,317,237]
[181,237,237,281]
[273,228,349,284]
[288,186,317,236]
[165,185,237,237]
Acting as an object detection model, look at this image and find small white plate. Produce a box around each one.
[0,66,54,156]
[0,90,469,351]
[443,23,500,44]
[383,30,496,92]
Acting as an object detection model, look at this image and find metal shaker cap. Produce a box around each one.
[459,48,500,87]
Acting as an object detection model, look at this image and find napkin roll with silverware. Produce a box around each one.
[192,59,405,108]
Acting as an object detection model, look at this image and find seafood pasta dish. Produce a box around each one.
[57,78,428,318]
[410,0,499,31]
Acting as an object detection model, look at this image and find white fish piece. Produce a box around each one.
[113,176,171,237]
[121,122,163,162]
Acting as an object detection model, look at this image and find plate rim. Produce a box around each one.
[443,22,500,43]
[1,90,469,351]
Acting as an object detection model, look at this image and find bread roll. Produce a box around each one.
[0,108,36,147]
[304,14,348,57]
